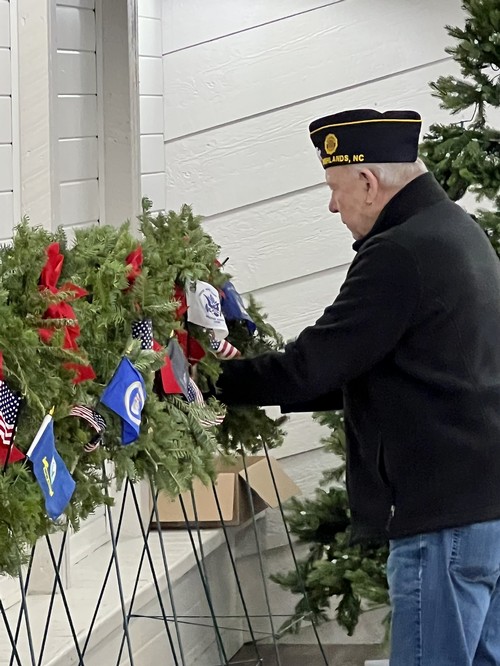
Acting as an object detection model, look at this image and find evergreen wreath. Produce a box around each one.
[0,200,285,577]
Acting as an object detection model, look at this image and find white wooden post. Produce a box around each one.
[99,0,141,230]
[17,0,58,229]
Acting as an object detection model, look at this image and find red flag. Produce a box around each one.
[153,340,183,394]
[175,329,206,365]
[0,444,24,465]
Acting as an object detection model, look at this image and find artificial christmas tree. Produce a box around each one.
[271,412,389,637]
[420,0,500,248]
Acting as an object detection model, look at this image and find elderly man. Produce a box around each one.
[217,109,500,665]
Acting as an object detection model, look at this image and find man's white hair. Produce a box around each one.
[350,157,428,189]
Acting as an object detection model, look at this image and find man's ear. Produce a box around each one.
[359,169,379,204]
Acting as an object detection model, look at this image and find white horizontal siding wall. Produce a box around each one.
[56,0,101,236]
[161,0,466,459]
[0,0,17,242]
[139,0,165,212]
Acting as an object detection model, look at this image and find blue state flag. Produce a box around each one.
[221,281,256,334]
[27,414,76,521]
[100,357,146,445]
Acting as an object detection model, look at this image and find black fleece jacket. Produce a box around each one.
[217,173,500,543]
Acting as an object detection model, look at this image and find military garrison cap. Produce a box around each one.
[309,109,422,169]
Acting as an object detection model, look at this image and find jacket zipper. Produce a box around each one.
[378,434,396,531]
[386,504,395,531]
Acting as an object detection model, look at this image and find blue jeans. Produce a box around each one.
[387,519,500,665]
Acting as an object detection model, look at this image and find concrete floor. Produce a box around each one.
[229,643,388,665]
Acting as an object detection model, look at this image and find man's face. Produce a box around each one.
[325,166,378,240]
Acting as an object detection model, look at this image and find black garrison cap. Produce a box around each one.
[309,109,422,169]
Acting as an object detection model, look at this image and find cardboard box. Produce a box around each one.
[153,455,301,528]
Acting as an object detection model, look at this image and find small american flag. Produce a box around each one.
[84,433,102,454]
[186,378,225,429]
[69,405,106,433]
[0,380,21,449]
[69,405,106,454]
[132,319,154,350]
[186,377,204,405]
[210,337,241,360]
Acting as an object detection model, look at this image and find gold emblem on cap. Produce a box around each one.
[324,133,338,155]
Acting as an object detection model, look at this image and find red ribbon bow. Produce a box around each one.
[173,284,188,319]
[38,243,96,384]
[125,247,143,290]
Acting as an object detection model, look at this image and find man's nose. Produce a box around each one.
[329,199,338,214]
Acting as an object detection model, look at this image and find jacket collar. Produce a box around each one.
[352,172,448,252]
